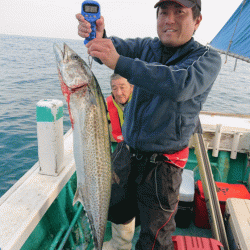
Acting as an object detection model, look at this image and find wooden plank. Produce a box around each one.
[189,112,250,155]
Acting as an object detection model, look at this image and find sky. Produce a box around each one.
[0,0,243,45]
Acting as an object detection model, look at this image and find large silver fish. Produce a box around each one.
[53,43,112,250]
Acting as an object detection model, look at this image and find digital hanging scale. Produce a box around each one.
[81,0,101,45]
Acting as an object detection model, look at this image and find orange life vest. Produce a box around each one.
[106,96,124,143]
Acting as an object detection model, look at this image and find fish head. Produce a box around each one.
[54,43,95,128]
[53,43,92,92]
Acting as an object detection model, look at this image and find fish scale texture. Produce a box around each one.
[72,78,111,250]
[54,43,112,250]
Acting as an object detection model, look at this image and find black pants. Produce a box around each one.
[108,142,183,250]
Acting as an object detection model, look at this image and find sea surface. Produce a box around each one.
[0,34,249,197]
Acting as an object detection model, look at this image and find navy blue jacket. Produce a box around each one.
[111,37,221,153]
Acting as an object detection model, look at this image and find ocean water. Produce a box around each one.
[0,34,249,197]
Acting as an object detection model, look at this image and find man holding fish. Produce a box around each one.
[76,0,221,249]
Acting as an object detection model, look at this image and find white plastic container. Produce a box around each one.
[179,169,195,202]
[225,198,250,250]
[175,169,195,228]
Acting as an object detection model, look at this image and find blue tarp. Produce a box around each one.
[210,0,250,60]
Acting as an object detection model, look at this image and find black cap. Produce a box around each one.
[154,0,201,10]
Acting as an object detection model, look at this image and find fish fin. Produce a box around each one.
[73,189,103,249]
[87,213,102,250]
[73,188,84,207]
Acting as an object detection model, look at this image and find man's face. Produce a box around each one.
[111,78,133,105]
[157,2,202,47]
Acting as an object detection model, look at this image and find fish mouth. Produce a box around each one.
[53,43,70,63]
[53,43,64,64]
[53,43,73,65]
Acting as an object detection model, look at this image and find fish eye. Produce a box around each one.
[71,54,80,60]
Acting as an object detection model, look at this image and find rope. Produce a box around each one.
[225,0,246,64]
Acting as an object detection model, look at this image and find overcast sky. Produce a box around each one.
[0,0,243,45]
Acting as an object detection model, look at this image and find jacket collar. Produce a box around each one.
[150,37,198,65]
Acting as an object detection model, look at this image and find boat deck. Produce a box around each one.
[131,222,213,249]
[174,221,212,238]
[75,220,213,249]
[1,112,250,250]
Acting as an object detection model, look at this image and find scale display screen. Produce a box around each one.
[84,5,99,13]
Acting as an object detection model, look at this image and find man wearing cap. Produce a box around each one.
[76,0,221,249]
